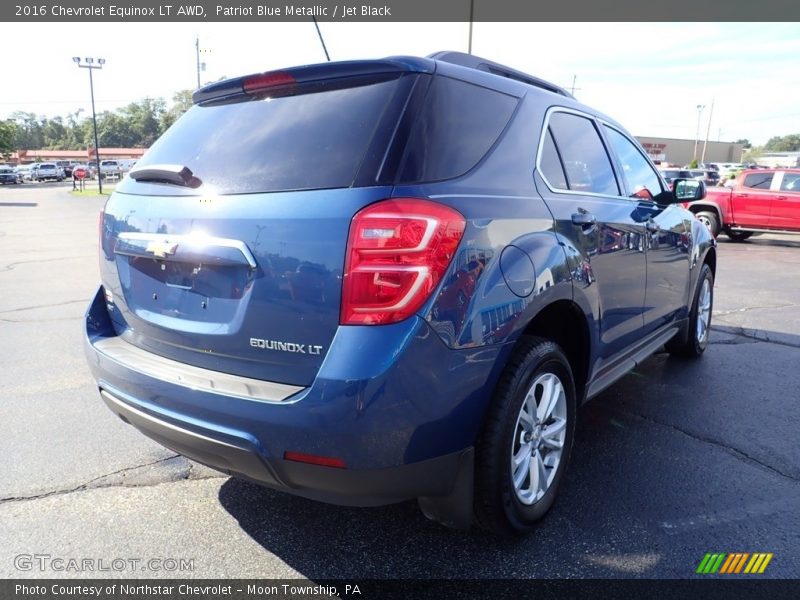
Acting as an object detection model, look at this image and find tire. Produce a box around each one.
[474,336,576,536]
[695,211,720,238]
[725,230,753,242]
[666,263,714,358]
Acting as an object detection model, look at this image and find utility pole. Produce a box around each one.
[693,104,706,162]
[570,75,580,96]
[701,99,714,165]
[467,0,474,54]
[195,36,200,88]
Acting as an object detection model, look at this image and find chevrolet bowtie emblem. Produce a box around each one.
[145,240,179,258]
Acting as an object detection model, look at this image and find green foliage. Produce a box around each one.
[742,146,763,164]
[5,92,193,151]
[0,120,17,159]
[734,138,752,149]
[764,134,800,152]
[688,159,698,169]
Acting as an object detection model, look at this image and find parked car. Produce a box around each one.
[30,163,65,182]
[685,168,800,239]
[0,165,21,184]
[659,168,694,186]
[709,162,745,182]
[99,160,122,180]
[14,165,33,181]
[690,169,720,187]
[55,160,75,178]
[84,51,716,535]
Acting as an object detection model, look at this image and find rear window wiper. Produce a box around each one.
[129,164,202,189]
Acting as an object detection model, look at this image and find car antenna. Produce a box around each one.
[312,16,331,62]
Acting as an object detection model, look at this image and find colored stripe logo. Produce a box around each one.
[696,552,773,574]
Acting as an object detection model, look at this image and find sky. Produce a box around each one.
[1,21,798,146]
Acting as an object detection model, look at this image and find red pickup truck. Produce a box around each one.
[685,168,800,240]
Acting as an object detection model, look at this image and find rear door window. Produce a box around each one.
[743,172,774,190]
[539,128,568,190]
[779,172,800,192]
[545,111,619,196]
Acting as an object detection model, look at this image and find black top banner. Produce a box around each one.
[3,0,800,22]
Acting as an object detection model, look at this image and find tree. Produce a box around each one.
[159,90,194,133]
[120,98,166,147]
[9,112,44,150]
[741,146,763,164]
[0,120,17,160]
[734,138,751,149]
[764,134,800,152]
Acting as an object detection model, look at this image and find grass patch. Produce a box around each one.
[70,183,116,197]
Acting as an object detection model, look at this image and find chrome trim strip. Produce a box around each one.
[94,336,304,403]
[116,232,258,269]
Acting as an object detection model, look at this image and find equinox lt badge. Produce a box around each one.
[250,338,323,355]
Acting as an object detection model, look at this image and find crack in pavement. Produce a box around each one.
[0,255,94,273]
[0,299,87,315]
[0,315,82,323]
[604,406,800,484]
[0,455,227,505]
[713,303,795,317]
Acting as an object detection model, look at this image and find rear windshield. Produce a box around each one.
[129,77,404,195]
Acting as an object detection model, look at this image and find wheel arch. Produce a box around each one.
[515,299,591,404]
[687,201,723,226]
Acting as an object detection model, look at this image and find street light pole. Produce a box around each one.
[195,36,201,88]
[693,104,706,163]
[73,56,105,194]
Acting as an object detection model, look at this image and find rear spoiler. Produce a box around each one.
[192,57,435,105]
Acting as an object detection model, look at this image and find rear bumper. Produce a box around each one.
[85,286,506,508]
[99,385,471,507]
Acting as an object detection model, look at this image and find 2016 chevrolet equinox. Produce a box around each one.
[85,52,715,535]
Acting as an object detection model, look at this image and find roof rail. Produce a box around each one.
[428,51,573,99]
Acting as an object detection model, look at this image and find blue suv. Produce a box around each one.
[85,52,715,535]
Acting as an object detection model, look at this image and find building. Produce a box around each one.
[8,147,146,165]
[635,136,744,167]
[757,152,800,168]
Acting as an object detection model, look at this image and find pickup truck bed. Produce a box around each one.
[685,169,800,240]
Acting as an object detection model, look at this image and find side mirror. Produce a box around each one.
[673,178,706,202]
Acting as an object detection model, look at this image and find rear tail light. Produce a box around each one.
[341,198,465,325]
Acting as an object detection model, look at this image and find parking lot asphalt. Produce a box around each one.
[1,184,798,579]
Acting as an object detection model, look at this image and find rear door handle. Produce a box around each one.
[571,212,597,226]
[115,232,258,269]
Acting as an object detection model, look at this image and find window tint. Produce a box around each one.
[539,128,568,190]
[547,112,618,196]
[132,78,402,194]
[743,172,773,190]
[603,126,662,197]
[780,172,800,192]
[398,76,517,183]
